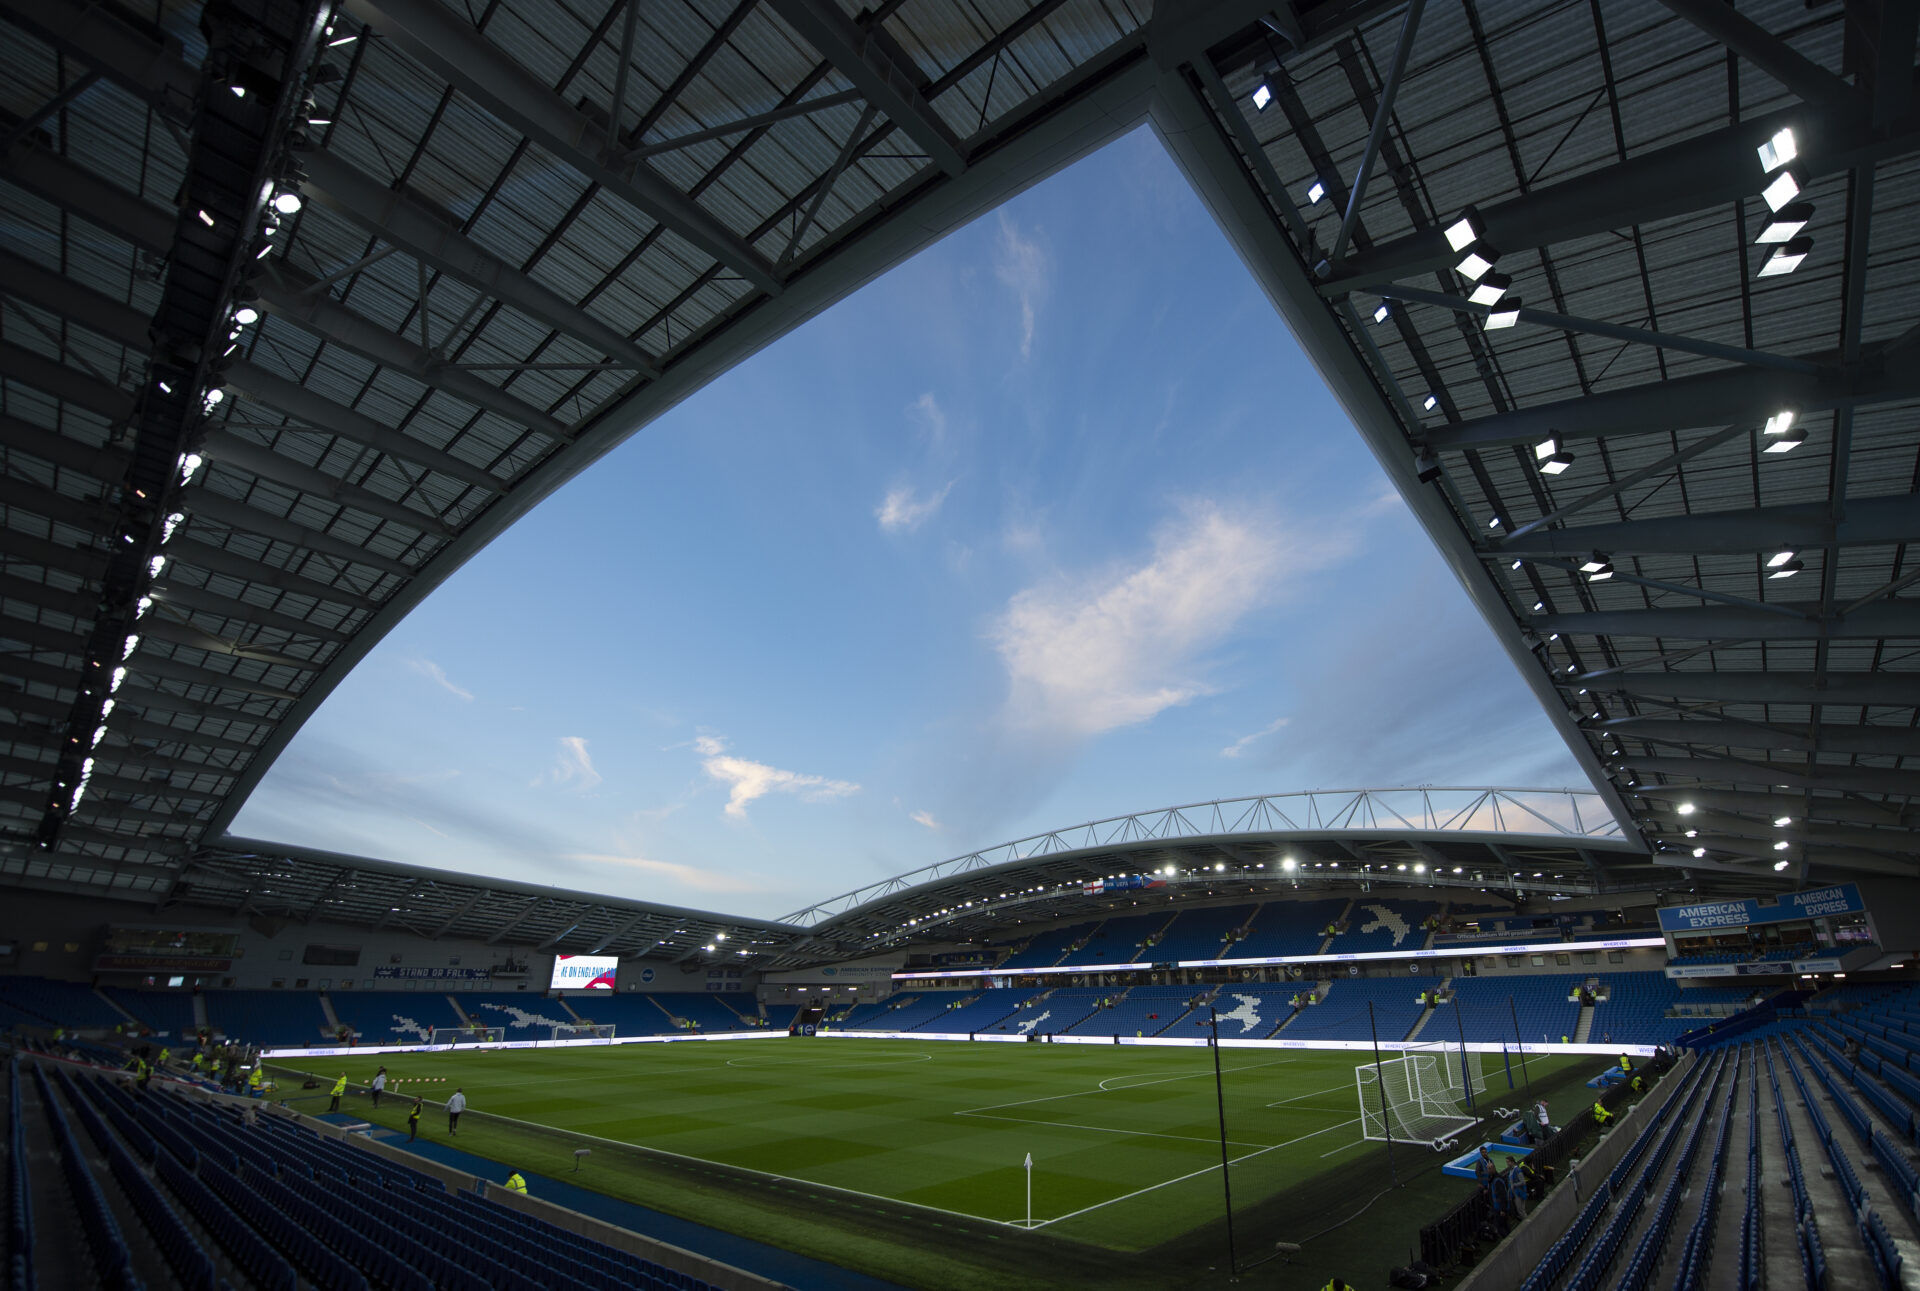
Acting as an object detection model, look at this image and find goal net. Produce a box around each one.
[551,1024,616,1043]
[430,1026,505,1045]
[1356,1042,1487,1149]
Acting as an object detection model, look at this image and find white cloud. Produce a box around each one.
[993,212,1048,360]
[876,480,953,533]
[1221,716,1290,759]
[532,736,602,791]
[908,392,947,443]
[990,503,1343,739]
[406,658,473,702]
[695,734,860,818]
[565,852,762,893]
[910,809,941,831]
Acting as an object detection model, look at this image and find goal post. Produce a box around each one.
[430,1026,505,1045]
[1356,1041,1487,1149]
[551,1024,616,1043]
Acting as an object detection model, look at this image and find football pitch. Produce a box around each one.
[272,1039,1596,1289]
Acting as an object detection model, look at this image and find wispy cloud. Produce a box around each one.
[407,658,473,702]
[876,480,954,533]
[908,392,947,443]
[990,502,1341,739]
[910,809,941,831]
[993,212,1048,360]
[1221,716,1289,758]
[532,736,602,791]
[565,852,763,893]
[695,734,859,818]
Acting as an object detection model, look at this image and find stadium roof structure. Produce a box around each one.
[780,786,1655,956]
[2,0,1918,911]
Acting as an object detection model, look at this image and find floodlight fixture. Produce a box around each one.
[1768,558,1804,578]
[1469,272,1512,307]
[1484,297,1522,329]
[1422,392,1439,411]
[1415,450,1442,483]
[1773,840,1790,851]
[1540,451,1575,474]
[196,209,215,227]
[1532,600,1544,611]
[1760,168,1804,212]
[1580,553,1610,573]
[1587,563,1614,581]
[1414,863,1426,874]
[1684,829,1698,838]
[148,555,167,578]
[1757,127,1796,172]
[233,306,259,326]
[1454,241,1500,281]
[1443,206,1486,253]
[1281,857,1296,872]
[1764,410,1795,437]
[1773,859,1791,871]
[1763,428,1807,453]
[1756,202,1813,244]
[1692,847,1706,858]
[1252,83,1273,111]
[1677,802,1695,815]
[272,190,303,215]
[1214,862,1225,872]
[1767,550,1797,568]
[1488,515,1502,529]
[1511,558,1524,570]
[1373,301,1390,323]
[1758,237,1812,276]
[178,452,204,484]
[121,634,140,660]
[1774,816,1792,827]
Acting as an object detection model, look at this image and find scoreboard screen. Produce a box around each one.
[550,954,618,990]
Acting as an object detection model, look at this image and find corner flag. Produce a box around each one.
[1024,1153,1032,1170]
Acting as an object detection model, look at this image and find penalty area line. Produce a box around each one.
[1027,1114,1361,1230]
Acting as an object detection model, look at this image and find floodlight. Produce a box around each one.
[1677,802,1695,815]
[1774,816,1792,827]
[1757,127,1796,172]
[1469,272,1512,307]
[1764,410,1795,437]
[1763,428,1806,453]
[1758,237,1812,276]
[1532,600,1544,611]
[233,306,259,326]
[121,634,140,660]
[1773,840,1789,851]
[1252,83,1273,111]
[178,452,204,484]
[1414,863,1426,874]
[1767,558,1804,578]
[272,190,303,215]
[1443,206,1486,253]
[1307,179,1325,204]
[197,209,215,226]
[1692,847,1706,858]
[135,596,152,618]
[1488,515,1502,529]
[1580,554,1610,573]
[163,512,185,542]
[1214,862,1225,872]
[110,667,126,692]
[148,555,166,578]
[1454,241,1500,281]
[1540,449,1575,475]
[1535,436,1560,461]
[1511,558,1524,569]
[1422,393,1439,411]
[1760,168,1803,212]
[1281,858,1296,872]
[1773,859,1791,871]
[1684,829,1697,838]
[1587,564,1613,581]
[1767,550,1796,568]
[1757,202,1813,244]
[1374,301,1390,324]
[1484,297,1521,329]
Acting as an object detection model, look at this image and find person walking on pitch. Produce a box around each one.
[446,1087,467,1134]
[328,1073,347,1112]
[370,1066,387,1109]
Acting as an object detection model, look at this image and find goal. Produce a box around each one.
[551,1024,616,1043]
[1356,1042,1488,1149]
[430,1026,505,1045]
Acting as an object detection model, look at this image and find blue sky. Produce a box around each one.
[232,126,1588,920]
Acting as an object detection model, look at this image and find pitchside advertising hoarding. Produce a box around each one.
[1655,884,1866,933]
[548,954,617,990]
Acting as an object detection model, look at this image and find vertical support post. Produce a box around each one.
[1508,996,1533,1093]
[1451,989,1476,1115]
[1368,1000,1398,1184]
[1208,1007,1238,1273]
[611,0,642,152]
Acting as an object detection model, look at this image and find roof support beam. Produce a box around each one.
[152,581,354,643]
[1629,785,1912,828]
[181,489,415,580]
[1316,100,1912,295]
[1584,671,1920,708]
[487,896,545,944]
[0,475,114,533]
[1535,601,1920,640]
[1626,755,1920,798]
[341,0,782,295]
[197,430,455,540]
[1602,717,1920,758]
[622,90,863,160]
[226,360,510,496]
[1493,493,1920,559]
[0,138,174,255]
[256,268,576,444]
[298,150,660,377]
[587,910,649,955]
[128,653,302,702]
[430,889,488,937]
[765,0,967,178]
[0,337,135,423]
[165,537,381,613]
[1653,0,1862,116]
[0,415,130,484]
[1322,0,1424,267]
[135,619,322,672]
[117,686,280,727]
[0,248,152,352]
[0,573,97,621]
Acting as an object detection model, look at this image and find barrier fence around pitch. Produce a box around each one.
[260,1029,782,1059]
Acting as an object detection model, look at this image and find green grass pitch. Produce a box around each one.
[274,1039,1596,1289]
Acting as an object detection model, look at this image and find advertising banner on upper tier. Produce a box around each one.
[548,954,618,990]
[1656,883,1865,933]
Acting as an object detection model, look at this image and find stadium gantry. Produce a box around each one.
[2,3,1918,906]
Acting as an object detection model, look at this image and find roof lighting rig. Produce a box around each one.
[34,0,337,851]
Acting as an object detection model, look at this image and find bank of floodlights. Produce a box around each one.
[1755,128,1812,277]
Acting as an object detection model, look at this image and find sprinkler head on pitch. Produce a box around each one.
[573,1148,590,1172]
